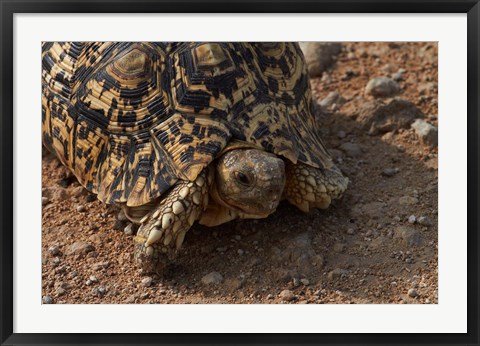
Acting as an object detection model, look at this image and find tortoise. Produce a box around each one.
[41,42,348,271]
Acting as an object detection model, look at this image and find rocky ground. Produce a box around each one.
[42,42,438,304]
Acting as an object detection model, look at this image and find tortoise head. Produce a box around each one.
[213,147,286,217]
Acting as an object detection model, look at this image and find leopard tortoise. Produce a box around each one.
[42,42,348,271]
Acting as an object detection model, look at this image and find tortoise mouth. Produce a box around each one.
[227,196,282,216]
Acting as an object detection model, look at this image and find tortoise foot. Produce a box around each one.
[132,171,209,272]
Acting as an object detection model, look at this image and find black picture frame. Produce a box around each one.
[1,1,479,345]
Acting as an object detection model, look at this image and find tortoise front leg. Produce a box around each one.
[132,170,210,273]
[284,161,348,213]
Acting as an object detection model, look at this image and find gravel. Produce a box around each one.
[42,295,53,304]
[51,188,69,202]
[300,278,310,286]
[411,119,438,147]
[399,196,419,206]
[279,289,295,302]
[66,241,95,256]
[48,245,60,256]
[408,288,418,298]
[357,98,424,135]
[92,286,107,297]
[92,261,110,271]
[365,77,401,98]
[201,272,224,285]
[125,295,136,303]
[339,142,363,158]
[417,82,437,95]
[124,223,135,236]
[382,168,400,177]
[328,268,350,280]
[418,216,433,226]
[141,277,153,287]
[319,91,346,109]
[394,226,423,247]
[300,42,343,77]
[76,205,87,213]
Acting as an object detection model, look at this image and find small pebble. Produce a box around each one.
[399,196,419,206]
[89,275,98,282]
[237,249,244,255]
[42,197,50,206]
[48,245,60,256]
[365,76,401,98]
[201,272,223,285]
[300,278,310,286]
[418,216,433,226]
[337,130,346,139]
[51,257,61,266]
[392,72,403,81]
[408,215,417,224]
[339,142,363,158]
[66,241,95,255]
[124,223,135,236]
[319,91,346,109]
[346,228,355,235]
[42,295,53,304]
[408,288,418,298]
[216,247,228,252]
[141,277,153,287]
[125,295,136,303]
[76,205,87,213]
[266,294,274,299]
[328,268,350,280]
[411,119,438,147]
[382,168,400,177]
[279,289,295,302]
[92,286,107,297]
[395,226,423,247]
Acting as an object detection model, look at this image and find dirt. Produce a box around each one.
[41,42,438,304]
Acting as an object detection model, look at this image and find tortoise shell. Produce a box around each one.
[42,42,332,207]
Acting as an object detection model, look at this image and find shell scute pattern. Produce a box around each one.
[42,42,333,207]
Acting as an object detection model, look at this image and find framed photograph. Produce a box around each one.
[1,1,478,345]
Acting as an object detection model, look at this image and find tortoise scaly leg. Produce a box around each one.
[133,170,210,273]
[284,161,348,212]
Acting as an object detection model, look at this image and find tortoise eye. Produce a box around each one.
[234,171,253,187]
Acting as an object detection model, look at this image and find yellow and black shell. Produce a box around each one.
[42,42,332,207]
